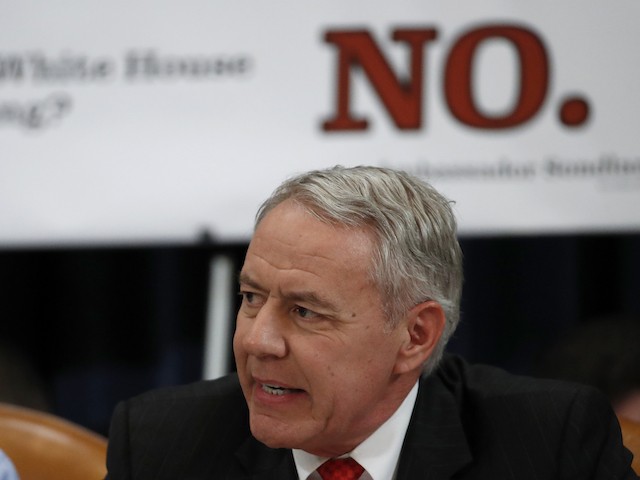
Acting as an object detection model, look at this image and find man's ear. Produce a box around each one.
[394,301,445,375]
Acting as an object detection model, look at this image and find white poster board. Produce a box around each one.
[1,1,639,245]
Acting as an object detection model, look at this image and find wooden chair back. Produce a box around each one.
[0,403,107,480]
[619,415,640,474]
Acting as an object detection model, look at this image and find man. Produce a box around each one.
[105,166,637,479]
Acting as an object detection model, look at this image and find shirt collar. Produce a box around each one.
[293,381,419,480]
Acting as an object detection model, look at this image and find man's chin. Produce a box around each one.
[250,426,302,450]
[249,416,303,449]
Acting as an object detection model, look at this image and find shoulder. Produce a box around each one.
[107,373,250,479]
[423,355,636,479]
[433,353,599,407]
[125,372,244,410]
[431,354,615,433]
[117,372,248,436]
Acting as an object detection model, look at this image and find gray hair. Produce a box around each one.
[255,165,463,374]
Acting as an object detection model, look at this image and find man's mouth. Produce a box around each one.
[261,383,304,396]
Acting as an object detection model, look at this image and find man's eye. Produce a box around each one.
[293,306,318,319]
[240,291,259,306]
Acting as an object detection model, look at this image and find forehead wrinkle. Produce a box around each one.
[244,231,377,299]
[248,229,354,279]
[245,203,379,300]
[253,209,373,268]
[247,250,326,280]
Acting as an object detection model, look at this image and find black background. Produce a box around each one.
[1,233,639,436]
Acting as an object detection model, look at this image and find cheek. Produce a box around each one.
[232,321,248,362]
[294,346,341,395]
[314,349,374,392]
[339,337,399,385]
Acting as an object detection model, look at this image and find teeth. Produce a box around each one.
[262,384,291,395]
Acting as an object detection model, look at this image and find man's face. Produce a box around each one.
[233,200,411,457]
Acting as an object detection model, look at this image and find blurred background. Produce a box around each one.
[1,236,639,436]
[1,2,639,436]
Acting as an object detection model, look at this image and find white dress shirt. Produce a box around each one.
[293,381,419,480]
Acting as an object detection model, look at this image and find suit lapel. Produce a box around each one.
[395,372,472,480]
[234,435,298,480]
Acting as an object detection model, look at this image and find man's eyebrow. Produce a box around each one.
[238,272,262,290]
[238,273,338,313]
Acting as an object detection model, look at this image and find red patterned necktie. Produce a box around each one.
[316,457,364,480]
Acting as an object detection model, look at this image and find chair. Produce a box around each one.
[0,403,107,480]
[619,415,640,474]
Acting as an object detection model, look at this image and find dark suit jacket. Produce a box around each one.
[105,355,637,479]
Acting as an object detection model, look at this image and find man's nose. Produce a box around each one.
[242,301,287,359]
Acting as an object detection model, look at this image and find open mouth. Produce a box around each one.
[261,383,304,396]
